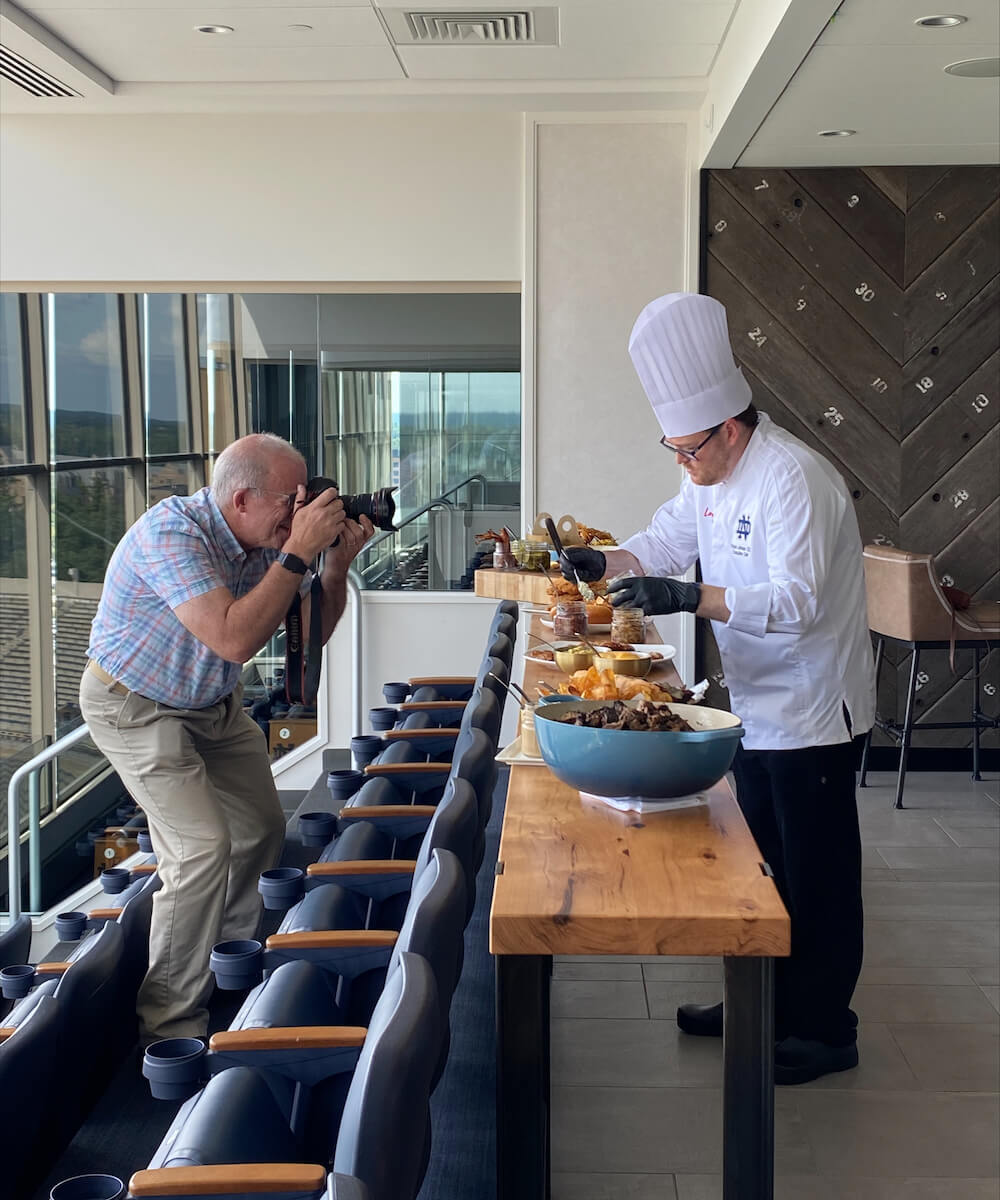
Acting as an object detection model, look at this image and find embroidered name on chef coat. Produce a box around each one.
[732,513,752,557]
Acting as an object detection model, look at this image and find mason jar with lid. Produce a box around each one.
[552,599,587,639]
[610,606,645,645]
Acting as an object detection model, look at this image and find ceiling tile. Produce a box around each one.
[818,0,999,47]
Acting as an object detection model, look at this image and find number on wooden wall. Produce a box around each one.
[940,574,955,587]
[952,489,970,508]
[985,683,997,697]
[847,194,860,208]
[796,298,807,311]
[747,327,768,348]
[934,211,947,222]
[855,282,876,302]
[753,179,769,191]
[915,377,934,394]
[873,534,895,546]
[871,377,888,393]
[714,219,727,233]
[973,393,990,413]
[823,407,844,426]
[915,671,930,691]
[936,289,949,301]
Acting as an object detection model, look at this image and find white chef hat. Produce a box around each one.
[628,292,752,439]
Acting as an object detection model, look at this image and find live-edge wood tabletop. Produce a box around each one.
[489,614,790,960]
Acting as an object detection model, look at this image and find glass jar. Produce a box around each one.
[552,599,587,639]
[610,606,645,645]
[519,544,549,572]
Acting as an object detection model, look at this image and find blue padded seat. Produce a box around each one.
[0,993,62,1197]
[0,913,32,971]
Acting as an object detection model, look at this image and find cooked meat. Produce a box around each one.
[557,697,693,732]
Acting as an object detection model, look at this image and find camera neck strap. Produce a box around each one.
[284,573,324,707]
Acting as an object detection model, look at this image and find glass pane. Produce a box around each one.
[45,294,127,462]
[52,465,128,728]
[0,474,28,578]
[147,460,197,507]
[0,293,28,465]
[196,294,236,454]
[139,294,191,454]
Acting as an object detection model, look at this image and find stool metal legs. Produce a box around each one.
[895,647,921,810]
[858,636,884,788]
[972,647,983,781]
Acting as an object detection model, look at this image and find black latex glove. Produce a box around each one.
[607,576,701,615]
[558,546,607,583]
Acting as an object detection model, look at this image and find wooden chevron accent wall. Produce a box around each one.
[701,166,999,750]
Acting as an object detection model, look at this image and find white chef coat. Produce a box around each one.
[619,413,876,751]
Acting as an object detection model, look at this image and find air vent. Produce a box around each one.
[383,8,559,45]
[0,44,80,97]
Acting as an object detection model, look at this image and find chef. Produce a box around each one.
[561,292,876,1085]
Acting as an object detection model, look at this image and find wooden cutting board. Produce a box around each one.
[474,569,553,604]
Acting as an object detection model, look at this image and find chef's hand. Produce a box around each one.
[558,547,606,583]
[607,576,701,615]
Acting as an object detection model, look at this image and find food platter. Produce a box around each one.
[495,736,547,766]
[540,618,612,633]
[525,642,676,668]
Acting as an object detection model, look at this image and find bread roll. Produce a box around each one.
[585,603,613,625]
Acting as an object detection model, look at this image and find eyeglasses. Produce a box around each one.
[253,488,297,511]
[660,423,723,462]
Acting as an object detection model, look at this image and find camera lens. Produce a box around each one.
[343,488,396,532]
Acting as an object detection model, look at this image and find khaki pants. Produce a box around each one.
[80,669,286,1042]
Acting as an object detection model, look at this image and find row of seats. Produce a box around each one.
[33,600,517,1200]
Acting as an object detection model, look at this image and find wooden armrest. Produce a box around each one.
[35,962,70,975]
[104,827,139,837]
[88,907,122,920]
[0,1028,16,1043]
[266,930,397,951]
[339,805,437,821]
[408,675,475,686]
[131,862,157,874]
[363,761,451,776]
[209,1025,367,1052]
[383,728,460,741]
[398,700,467,712]
[307,860,416,877]
[129,1163,326,1196]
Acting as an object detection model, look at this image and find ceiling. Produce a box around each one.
[1,0,998,166]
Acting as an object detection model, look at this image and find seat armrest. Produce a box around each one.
[382,728,460,742]
[35,962,71,975]
[338,805,437,822]
[209,1026,367,1052]
[363,762,451,777]
[88,907,122,920]
[407,675,476,687]
[131,862,158,874]
[0,1027,15,1043]
[398,700,467,712]
[306,860,416,877]
[266,930,397,951]
[129,1163,327,1197]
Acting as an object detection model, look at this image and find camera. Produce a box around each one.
[304,476,397,532]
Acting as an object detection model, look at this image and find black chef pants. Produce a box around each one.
[732,736,864,1047]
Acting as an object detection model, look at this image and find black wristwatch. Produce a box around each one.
[277,551,308,576]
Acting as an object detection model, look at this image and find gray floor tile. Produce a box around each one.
[553,961,645,981]
[551,978,649,1019]
[551,1086,814,1175]
[890,866,1000,883]
[940,825,1000,848]
[552,1174,677,1199]
[935,810,1000,829]
[862,867,899,882]
[642,962,722,983]
[890,1022,1000,1091]
[645,980,721,1021]
[875,846,1000,877]
[853,983,1000,1023]
[970,964,1000,986]
[862,880,1000,922]
[857,813,956,846]
[790,1090,1000,1177]
[551,1018,721,1088]
[858,966,975,986]
[676,1177,1000,1199]
[983,986,1000,1013]
[864,921,1000,967]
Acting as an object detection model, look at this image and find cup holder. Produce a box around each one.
[299,810,340,847]
[368,706,398,732]
[137,830,155,854]
[351,735,384,770]
[54,911,89,941]
[99,867,131,895]
[1,963,37,1000]
[257,867,305,909]
[50,1174,125,1200]
[326,770,365,804]
[209,939,263,990]
[142,1037,207,1101]
[382,681,410,704]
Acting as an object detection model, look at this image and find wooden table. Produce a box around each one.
[490,616,790,1200]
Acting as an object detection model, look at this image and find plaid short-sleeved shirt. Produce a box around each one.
[87,487,277,708]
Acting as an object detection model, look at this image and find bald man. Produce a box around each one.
[80,433,372,1044]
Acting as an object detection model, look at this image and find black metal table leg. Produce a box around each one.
[496,953,551,1200]
[972,647,982,780]
[723,956,775,1200]
[896,647,921,810]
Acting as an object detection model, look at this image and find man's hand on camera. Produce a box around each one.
[285,486,347,560]
[324,515,374,573]
[607,576,701,615]
[559,546,606,583]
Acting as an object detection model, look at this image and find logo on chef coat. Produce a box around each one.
[731,513,752,557]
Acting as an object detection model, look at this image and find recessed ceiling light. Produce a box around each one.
[944,56,1000,77]
[195,24,233,35]
[915,14,968,26]
[818,129,856,137]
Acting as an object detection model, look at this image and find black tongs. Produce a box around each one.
[545,515,591,598]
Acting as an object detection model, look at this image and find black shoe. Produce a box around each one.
[677,1000,723,1037]
[774,1036,858,1085]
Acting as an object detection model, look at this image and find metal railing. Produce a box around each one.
[6,722,93,920]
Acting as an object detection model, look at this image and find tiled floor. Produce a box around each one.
[549,770,1000,1199]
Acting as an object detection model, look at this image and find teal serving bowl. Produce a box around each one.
[533,700,743,799]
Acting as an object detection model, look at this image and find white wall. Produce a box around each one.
[0,112,522,284]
